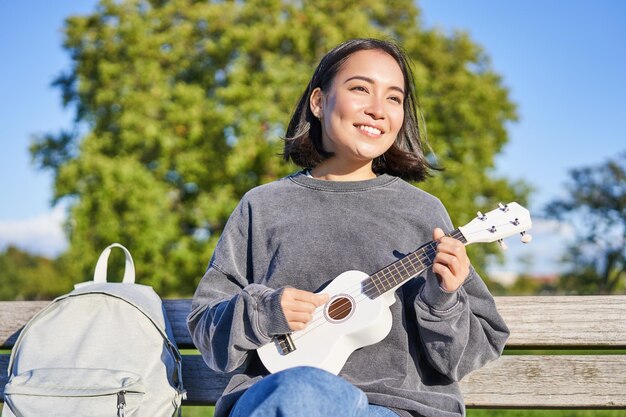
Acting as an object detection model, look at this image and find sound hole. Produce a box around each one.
[327,296,353,321]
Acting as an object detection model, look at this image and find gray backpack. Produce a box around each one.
[3,243,186,417]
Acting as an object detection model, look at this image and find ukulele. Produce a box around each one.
[257,202,532,375]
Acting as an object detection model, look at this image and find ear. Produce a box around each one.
[309,87,323,119]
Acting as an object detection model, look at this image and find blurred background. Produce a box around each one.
[2,0,625,300]
[1,1,625,416]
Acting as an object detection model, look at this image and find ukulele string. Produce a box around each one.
[290,240,445,342]
[342,229,464,301]
[289,228,473,342]
[286,224,512,342]
[292,238,453,340]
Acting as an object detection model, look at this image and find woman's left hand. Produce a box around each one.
[432,228,470,292]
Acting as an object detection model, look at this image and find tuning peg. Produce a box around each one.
[498,203,509,212]
[497,239,508,251]
[477,211,486,221]
[521,231,532,244]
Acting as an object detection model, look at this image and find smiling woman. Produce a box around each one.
[283,38,434,183]
[307,49,405,180]
[187,38,509,417]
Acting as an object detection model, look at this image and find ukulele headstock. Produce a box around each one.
[458,202,532,246]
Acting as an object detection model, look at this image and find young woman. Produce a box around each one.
[187,38,509,417]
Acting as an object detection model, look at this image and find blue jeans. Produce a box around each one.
[229,366,399,417]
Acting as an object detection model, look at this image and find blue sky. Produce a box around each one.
[1,1,625,278]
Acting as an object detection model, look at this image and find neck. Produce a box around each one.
[311,160,376,181]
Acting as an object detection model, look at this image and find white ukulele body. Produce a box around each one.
[257,270,397,375]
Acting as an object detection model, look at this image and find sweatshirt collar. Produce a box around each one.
[289,170,398,192]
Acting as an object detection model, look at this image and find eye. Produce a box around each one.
[350,85,369,93]
[388,95,403,104]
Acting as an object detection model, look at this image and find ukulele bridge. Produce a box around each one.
[274,334,296,355]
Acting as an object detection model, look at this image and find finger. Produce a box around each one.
[434,251,470,291]
[313,293,330,306]
[433,257,467,290]
[281,298,315,314]
[290,288,321,301]
[288,321,308,331]
[432,262,453,282]
[284,308,318,331]
[290,289,329,308]
[281,303,314,331]
[436,236,469,268]
[433,268,461,292]
[435,251,462,274]
[284,311,314,325]
[438,237,465,253]
[281,289,327,316]
[433,227,445,241]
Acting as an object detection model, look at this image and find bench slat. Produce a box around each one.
[178,354,626,408]
[3,296,626,409]
[496,296,626,348]
[461,354,626,408]
[3,354,626,408]
[4,296,626,349]
[0,300,196,349]
[0,301,49,348]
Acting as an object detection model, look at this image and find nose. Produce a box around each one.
[364,96,385,119]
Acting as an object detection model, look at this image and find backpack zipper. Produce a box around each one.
[117,390,126,417]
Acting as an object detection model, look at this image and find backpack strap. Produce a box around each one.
[93,243,136,284]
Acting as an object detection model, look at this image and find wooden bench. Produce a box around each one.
[2,296,626,409]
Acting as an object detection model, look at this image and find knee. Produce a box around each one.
[274,366,345,394]
[261,366,367,410]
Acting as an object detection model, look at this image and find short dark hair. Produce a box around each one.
[283,38,435,182]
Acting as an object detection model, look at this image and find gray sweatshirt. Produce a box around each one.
[187,171,509,417]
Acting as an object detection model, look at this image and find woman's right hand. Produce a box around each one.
[281,288,329,331]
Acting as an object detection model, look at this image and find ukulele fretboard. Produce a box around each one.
[362,228,467,298]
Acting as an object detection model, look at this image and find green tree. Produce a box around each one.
[31,0,526,296]
[508,275,557,296]
[0,247,70,300]
[545,152,626,294]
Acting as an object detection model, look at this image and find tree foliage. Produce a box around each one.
[0,247,70,301]
[545,152,626,294]
[31,0,527,297]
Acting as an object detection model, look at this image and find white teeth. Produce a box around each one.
[358,125,382,135]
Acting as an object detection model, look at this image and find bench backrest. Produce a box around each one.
[2,295,626,408]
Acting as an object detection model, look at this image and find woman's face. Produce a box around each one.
[310,49,405,173]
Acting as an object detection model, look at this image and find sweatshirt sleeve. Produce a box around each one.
[412,268,509,382]
[409,203,510,382]
[186,196,292,373]
[187,265,291,372]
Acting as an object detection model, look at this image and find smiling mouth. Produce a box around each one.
[356,125,382,135]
